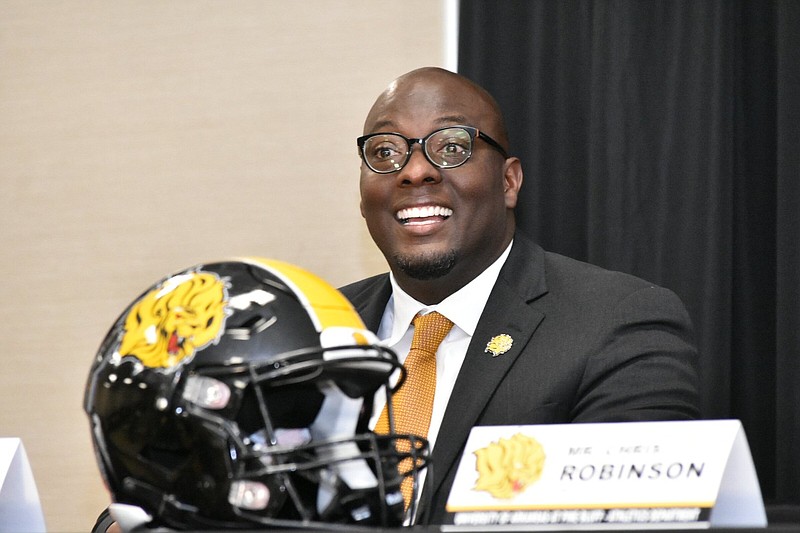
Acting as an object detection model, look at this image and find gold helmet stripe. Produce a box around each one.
[241,257,365,332]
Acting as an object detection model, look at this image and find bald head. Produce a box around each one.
[364,67,510,151]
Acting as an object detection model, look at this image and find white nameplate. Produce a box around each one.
[0,438,47,532]
[444,420,766,530]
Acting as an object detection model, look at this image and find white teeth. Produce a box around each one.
[396,206,453,221]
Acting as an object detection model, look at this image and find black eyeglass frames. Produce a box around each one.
[357,125,509,174]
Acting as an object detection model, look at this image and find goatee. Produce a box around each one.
[394,250,457,280]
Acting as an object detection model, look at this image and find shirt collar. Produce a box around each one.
[384,241,513,343]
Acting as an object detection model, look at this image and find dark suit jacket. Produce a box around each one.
[339,232,700,524]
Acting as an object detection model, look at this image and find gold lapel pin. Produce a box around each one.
[485,334,513,357]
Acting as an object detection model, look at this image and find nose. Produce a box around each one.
[397,144,442,186]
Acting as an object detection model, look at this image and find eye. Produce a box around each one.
[428,128,472,162]
[373,144,400,160]
[365,135,406,162]
[442,141,468,155]
[432,135,470,159]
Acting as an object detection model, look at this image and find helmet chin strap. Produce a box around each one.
[309,382,379,514]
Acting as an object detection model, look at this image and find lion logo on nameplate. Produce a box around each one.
[473,433,545,499]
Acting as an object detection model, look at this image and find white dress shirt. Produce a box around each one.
[369,242,513,517]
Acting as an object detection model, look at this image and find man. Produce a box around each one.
[341,66,699,524]
[94,67,699,531]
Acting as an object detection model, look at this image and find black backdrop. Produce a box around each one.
[458,0,800,506]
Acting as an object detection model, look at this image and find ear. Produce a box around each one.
[502,157,523,209]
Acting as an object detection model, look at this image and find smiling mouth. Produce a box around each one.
[396,206,453,225]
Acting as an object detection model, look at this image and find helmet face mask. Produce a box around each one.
[84,259,428,529]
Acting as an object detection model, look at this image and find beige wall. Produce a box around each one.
[0,1,447,530]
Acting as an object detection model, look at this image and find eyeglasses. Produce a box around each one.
[357,125,509,174]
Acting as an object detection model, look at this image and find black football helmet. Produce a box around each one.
[84,258,428,530]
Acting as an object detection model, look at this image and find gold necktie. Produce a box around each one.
[375,311,454,508]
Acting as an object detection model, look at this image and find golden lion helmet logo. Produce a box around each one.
[473,433,546,499]
[118,271,228,369]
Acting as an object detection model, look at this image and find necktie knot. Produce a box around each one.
[410,311,454,355]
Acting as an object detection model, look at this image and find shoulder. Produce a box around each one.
[544,251,651,288]
[538,250,692,328]
[502,233,659,301]
[338,273,392,332]
[338,273,389,301]
[339,273,392,310]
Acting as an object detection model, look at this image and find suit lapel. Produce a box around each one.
[428,236,549,504]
